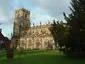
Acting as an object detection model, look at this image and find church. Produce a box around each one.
[12,8,56,50]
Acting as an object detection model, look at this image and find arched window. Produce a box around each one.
[44,41,48,46]
[28,40,32,46]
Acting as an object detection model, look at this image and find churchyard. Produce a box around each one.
[0,50,85,64]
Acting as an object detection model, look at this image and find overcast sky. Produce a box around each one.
[0,0,71,39]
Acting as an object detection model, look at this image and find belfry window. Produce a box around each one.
[25,14,27,18]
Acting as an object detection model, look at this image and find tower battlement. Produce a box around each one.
[15,8,30,20]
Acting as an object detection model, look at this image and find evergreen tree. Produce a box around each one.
[63,0,85,54]
[50,20,68,51]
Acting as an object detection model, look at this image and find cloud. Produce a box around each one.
[0,0,14,38]
[31,8,57,26]
[0,23,13,38]
[9,0,32,10]
[0,0,71,38]
[0,0,11,23]
[32,0,71,20]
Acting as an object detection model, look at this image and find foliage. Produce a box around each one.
[17,47,24,54]
[63,0,85,55]
[50,20,68,52]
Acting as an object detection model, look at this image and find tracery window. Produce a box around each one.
[44,41,48,46]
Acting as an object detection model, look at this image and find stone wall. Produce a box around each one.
[12,8,56,50]
[16,25,56,50]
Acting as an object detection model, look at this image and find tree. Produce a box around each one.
[63,0,85,56]
[6,33,14,60]
[50,20,68,51]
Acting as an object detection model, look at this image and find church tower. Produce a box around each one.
[13,8,30,36]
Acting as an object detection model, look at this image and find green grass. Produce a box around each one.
[0,50,85,64]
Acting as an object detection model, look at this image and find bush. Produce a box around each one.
[65,52,85,58]
[18,47,23,54]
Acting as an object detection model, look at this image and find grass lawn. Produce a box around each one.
[0,50,85,64]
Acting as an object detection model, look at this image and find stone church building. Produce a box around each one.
[12,8,56,50]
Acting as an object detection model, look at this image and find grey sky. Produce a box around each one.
[0,0,71,38]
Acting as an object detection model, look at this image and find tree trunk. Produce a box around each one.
[7,48,13,60]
